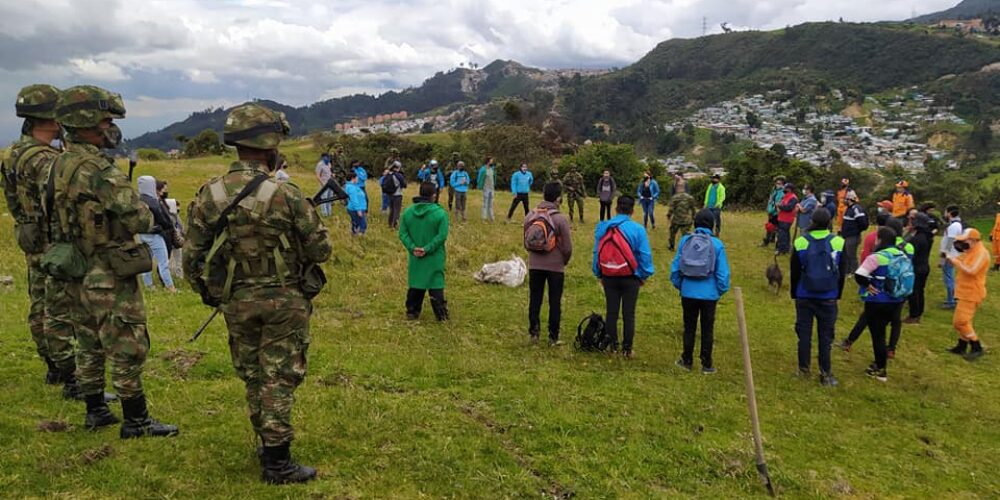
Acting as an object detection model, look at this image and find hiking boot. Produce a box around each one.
[405,312,419,321]
[965,342,984,361]
[119,394,179,439]
[865,365,888,382]
[819,371,839,387]
[702,366,717,375]
[675,359,693,371]
[622,350,635,360]
[261,443,317,485]
[903,317,921,325]
[44,357,61,385]
[837,340,852,352]
[947,340,969,355]
[84,394,120,430]
[430,297,449,322]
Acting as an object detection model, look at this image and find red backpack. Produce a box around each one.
[597,224,638,277]
[523,209,558,253]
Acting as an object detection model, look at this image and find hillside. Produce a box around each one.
[129,60,551,151]
[561,22,1000,140]
[911,0,1000,23]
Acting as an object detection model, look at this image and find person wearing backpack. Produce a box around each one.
[947,229,990,360]
[670,209,731,373]
[790,208,847,386]
[776,183,798,255]
[592,196,655,358]
[385,161,407,230]
[524,183,573,346]
[636,172,660,229]
[854,227,912,381]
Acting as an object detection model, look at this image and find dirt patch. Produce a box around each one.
[36,420,72,433]
[80,444,114,465]
[928,131,957,150]
[318,370,355,389]
[160,349,206,379]
[842,103,867,119]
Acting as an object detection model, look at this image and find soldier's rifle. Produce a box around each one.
[189,308,220,343]
[312,178,349,205]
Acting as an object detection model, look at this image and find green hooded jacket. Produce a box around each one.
[399,199,450,289]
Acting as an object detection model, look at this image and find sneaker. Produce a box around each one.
[836,340,852,352]
[622,350,635,360]
[865,366,888,382]
[701,366,717,375]
[675,359,693,371]
[819,371,839,387]
[547,339,564,347]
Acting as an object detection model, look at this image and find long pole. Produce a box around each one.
[734,287,776,496]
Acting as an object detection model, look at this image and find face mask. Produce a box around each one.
[101,123,123,149]
[161,191,169,200]
[954,241,970,253]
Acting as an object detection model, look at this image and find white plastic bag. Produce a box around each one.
[473,255,527,287]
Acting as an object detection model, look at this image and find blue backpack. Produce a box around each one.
[881,245,915,299]
[801,234,839,293]
[679,232,716,278]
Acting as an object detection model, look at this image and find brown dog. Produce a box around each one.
[766,256,783,293]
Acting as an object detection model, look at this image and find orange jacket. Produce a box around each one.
[836,188,849,226]
[950,242,990,303]
[891,191,914,217]
[992,214,1000,241]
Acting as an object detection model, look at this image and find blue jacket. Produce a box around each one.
[419,168,445,189]
[592,215,655,280]
[670,228,731,300]
[450,170,471,193]
[345,182,367,211]
[856,247,908,304]
[354,166,368,184]
[636,179,661,201]
[511,170,534,194]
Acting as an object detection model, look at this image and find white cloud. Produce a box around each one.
[69,58,129,81]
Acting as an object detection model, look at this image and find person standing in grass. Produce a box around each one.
[836,178,852,231]
[776,182,798,255]
[940,205,963,310]
[946,229,991,360]
[477,156,497,221]
[892,180,915,222]
[344,172,368,236]
[853,226,907,382]
[671,209,731,374]
[596,170,617,221]
[562,165,586,223]
[667,184,696,251]
[838,191,868,277]
[796,184,817,234]
[386,161,406,230]
[351,159,368,209]
[790,208,846,386]
[507,162,534,221]
[636,171,660,229]
[524,182,573,346]
[314,152,333,216]
[703,173,726,235]
[904,212,934,325]
[991,201,1000,272]
[593,195,655,359]
[449,161,471,222]
[400,182,450,321]
[762,175,786,247]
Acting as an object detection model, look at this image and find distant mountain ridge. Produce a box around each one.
[910,0,1000,23]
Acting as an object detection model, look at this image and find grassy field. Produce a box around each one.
[1,156,999,498]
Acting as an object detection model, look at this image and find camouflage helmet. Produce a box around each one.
[57,85,125,128]
[16,84,61,120]
[223,103,290,149]
[390,147,400,155]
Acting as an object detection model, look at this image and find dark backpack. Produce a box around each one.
[575,313,611,351]
[523,209,558,253]
[597,224,638,277]
[678,232,716,278]
[381,173,398,196]
[801,234,839,294]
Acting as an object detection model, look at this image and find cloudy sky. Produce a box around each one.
[0,0,958,141]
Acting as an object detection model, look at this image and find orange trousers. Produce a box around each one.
[953,300,981,342]
[993,240,999,265]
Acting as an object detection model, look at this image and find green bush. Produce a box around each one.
[558,142,648,196]
[136,148,167,161]
[183,129,224,157]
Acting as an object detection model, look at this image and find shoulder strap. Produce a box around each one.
[212,173,271,236]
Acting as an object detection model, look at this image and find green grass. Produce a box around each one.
[2,163,1000,498]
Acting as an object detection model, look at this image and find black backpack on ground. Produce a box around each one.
[575,313,611,352]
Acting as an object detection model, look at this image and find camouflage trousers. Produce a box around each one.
[223,289,311,447]
[25,254,47,358]
[77,265,150,399]
[567,196,584,222]
[43,275,81,373]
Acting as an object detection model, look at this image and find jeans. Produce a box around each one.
[406,288,447,320]
[389,195,403,229]
[640,198,656,228]
[908,270,929,319]
[682,298,717,368]
[866,302,896,370]
[603,276,641,352]
[139,233,173,288]
[942,261,956,306]
[795,299,837,373]
[599,201,612,221]
[507,193,529,219]
[528,270,565,340]
[776,222,792,254]
[381,193,389,213]
[349,210,367,235]
[669,224,691,250]
[709,207,722,234]
[482,190,495,221]
[842,235,860,276]
[454,192,467,221]
[317,186,333,216]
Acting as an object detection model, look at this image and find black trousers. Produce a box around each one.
[603,276,641,352]
[528,270,565,340]
[406,288,447,320]
[599,201,613,221]
[507,193,529,219]
[907,271,929,319]
[866,302,897,370]
[848,302,903,349]
[795,299,837,373]
[682,298,717,367]
[388,195,403,229]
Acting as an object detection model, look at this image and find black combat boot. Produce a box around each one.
[261,443,317,485]
[431,296,449,322]
[44,357,61,385]
[966,341,984,361]
[119,394,179,439]
[947,340,969,355]
[85,394,120,430]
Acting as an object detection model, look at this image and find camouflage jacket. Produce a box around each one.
[184,160,332,296]
[2,135,59,254]
[49,141,153,257]
[668,192,697,226]
[562,171,586,198]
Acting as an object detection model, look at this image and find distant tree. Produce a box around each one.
[137,148,167,161]
[657,131,682,155]
[745,111,761,130]
[421,122,435,134]
[828,149,842,161]
[173,134,188,145]
[770,143,788,157]
[811,125,824,144]
[967,120,993,154]
[183,129,223,157]
[796,108,807,124]
[502,101,523,123]
[558,142,647,194]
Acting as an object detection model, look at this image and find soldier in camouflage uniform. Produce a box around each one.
[383,147,400,172]
[562,165,586,223]
[1,84,66,385]
[184,103,332,485]
[330,144,349,187]
[51,86,177,437]
[667,185,697,251]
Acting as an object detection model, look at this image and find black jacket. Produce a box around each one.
[840,204,869,238]
[909,229,933,275]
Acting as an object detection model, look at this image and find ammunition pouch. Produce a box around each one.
[299,263,327,300]
[107,241,153,278]
[15,221,45,254]
[40,241,88,280]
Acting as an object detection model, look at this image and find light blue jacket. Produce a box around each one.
[670,228,731,300]
[636,179,661,201]
[592,215,655,280]
[511,170,534,194]
[450,170,471,193]
[418,168,445,189]
[345,182,367,212]
[354,166,368,183]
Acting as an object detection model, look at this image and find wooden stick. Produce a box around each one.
[735,287,776,496]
